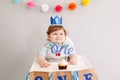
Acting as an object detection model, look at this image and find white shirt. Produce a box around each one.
[39,37,76,62]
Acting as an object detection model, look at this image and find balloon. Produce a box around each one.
[13,0,21,4]
[55,4,63,13]
[82,0,90,6]
[41,4,49,12]
[68,2,77,11]
[27,1,35,9]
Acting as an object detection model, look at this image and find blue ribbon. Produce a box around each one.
[49,72,52,80]
[72,71,79,80]
[25,73,30,80]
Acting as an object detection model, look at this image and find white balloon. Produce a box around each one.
[41,4,49,12]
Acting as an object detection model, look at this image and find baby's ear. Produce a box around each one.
[47,35,50,40]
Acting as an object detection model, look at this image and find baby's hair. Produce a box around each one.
[47,25,67,36]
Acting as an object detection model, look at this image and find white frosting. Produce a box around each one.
[58,59,68,66]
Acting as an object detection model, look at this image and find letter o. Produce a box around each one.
[35,76,43,80]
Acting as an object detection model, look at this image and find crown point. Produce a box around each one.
[50,16,62,25]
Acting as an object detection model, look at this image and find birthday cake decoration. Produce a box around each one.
[50,16,62,25]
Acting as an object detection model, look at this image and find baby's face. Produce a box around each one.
[48,29,66,44]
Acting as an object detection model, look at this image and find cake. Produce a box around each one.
[58,59,68,70]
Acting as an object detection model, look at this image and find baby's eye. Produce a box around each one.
[60,33,63,35]
[53,33,57,35]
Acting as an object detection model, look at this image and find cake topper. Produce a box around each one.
[50,16,62,25]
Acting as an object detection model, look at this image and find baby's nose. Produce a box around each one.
[56,35,61,38]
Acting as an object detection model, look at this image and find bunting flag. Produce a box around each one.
[12,0,91,13]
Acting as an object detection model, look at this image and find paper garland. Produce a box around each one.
[82,0,90,6]
[68,2,77,11]
[55,5,63,13]
[13,0,21,4]
[41,4,49,12]
[12,0,91,13]
[27,1,35,9]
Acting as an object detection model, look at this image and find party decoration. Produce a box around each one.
[27,1,35,9]
[55,4,63,13]
[12,0,92,13]
[68,2,77,11]
[27,55,98,80]
[13,0,21,4]
[82,0,90,6]
[41,4,49,12]
[52,71,72,80]
[50,16,62,25]
[30,72,49,80]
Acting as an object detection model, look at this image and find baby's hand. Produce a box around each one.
[40,60,50,68]
[69,58,77,65]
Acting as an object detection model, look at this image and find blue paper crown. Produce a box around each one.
[50,16,62,25]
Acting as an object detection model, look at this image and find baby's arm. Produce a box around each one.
[69,54,78,65]
[36,54,50,68]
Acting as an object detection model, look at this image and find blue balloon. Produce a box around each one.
[13,0,21,4]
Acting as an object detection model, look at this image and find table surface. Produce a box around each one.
[30,55,92,72]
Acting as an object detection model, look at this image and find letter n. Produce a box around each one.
[57,75,67,80]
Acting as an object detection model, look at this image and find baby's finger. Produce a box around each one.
[70,60,76,65]
[40,63,45,68]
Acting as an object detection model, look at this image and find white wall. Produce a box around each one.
[0,0,119,80]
